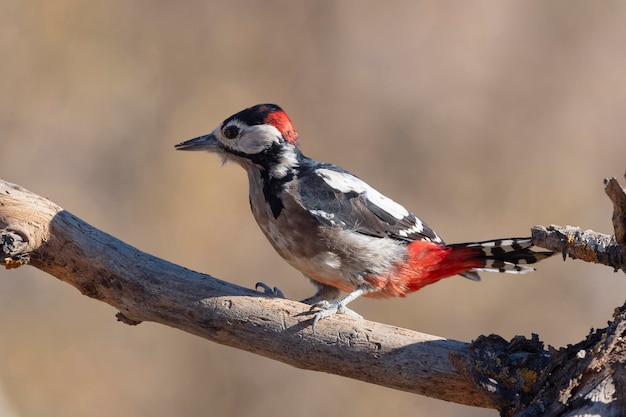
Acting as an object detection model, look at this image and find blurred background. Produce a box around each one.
[1,1,626,416]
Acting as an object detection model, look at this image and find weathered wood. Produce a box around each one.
[606,176,626,262]
[452,302,626,416]
[3,176,626,416]
[530,175,626,275]
[0,179,490,408]
[531,224,623,272]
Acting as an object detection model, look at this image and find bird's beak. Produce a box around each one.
[174,132,220,152]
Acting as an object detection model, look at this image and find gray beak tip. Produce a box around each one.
[174,133,216,151]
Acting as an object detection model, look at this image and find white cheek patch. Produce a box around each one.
[316,168,410,220]
[236,124,282,154]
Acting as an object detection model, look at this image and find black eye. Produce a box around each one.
[223,125,239,140]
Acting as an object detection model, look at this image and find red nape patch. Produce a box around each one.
[374,241,484,297]
[264,110,299,145]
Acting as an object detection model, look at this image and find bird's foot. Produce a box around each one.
[309,299,363,331]
[255,282,285,298]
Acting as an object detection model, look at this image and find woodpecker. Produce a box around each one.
[175,104,552,327]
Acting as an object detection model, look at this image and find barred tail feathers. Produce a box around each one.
[448,237,553,275]
[394,237,552,295]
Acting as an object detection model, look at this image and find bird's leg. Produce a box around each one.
[255,282,285,298]
[309,286,370,330]
[300,280,341,305]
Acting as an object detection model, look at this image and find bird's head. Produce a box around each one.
[175,104,301,176]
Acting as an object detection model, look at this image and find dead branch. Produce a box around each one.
[531,225,623,272]
[0,179,489,408]
[452,302,626,416]
[530,176,626,274]
[2,175,626,416]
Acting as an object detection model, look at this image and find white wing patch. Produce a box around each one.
[316,168,410,220]
[396,220,425,238]
[309,209,338,225]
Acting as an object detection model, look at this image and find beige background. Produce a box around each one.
[2,1,626,416]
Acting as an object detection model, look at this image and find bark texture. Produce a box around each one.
[0,179,488,408]
[2,176,626,415]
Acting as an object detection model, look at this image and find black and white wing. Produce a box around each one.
[297,162,443,244]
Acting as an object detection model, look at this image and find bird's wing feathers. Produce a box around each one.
[297,164,442,243]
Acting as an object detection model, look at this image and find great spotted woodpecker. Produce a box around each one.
[175,104,552,327]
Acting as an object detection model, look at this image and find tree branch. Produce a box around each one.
[0,179,490,408]
[530,175,626,274]
[3,176,626,415]
[452,302,626,416]
[531,225,624,272]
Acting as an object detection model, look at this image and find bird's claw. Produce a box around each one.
[309,300,363,331]
[255,282,285,298]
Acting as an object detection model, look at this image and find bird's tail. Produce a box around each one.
[396,237,553,294]
[447,237,554,281]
